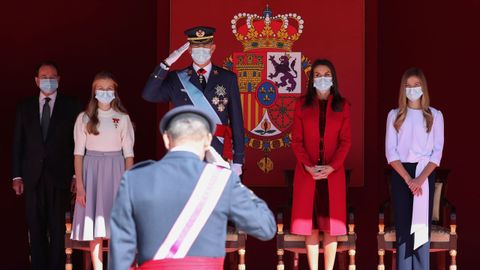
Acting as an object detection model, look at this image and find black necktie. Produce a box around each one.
[197,68,207,90]
[41,97,51,140]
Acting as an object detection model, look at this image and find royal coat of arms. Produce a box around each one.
[224,6,311,175]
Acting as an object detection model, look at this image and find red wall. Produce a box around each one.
[0,1,158,268]
[1,0,479,268]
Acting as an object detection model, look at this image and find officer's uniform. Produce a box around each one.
[108,106,275,270]
[142,26,244,164]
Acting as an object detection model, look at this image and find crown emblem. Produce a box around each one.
[196,30,205,37]
[231,5,304,52]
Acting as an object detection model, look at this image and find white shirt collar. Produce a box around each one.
[192,62,212,81]
[169,145,202,158]
[39,90,57,103]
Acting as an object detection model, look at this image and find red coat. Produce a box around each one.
[290,96,351,236]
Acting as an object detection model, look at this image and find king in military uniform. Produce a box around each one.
[142,26,245,175]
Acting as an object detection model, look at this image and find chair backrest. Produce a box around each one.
[383,168,450,225]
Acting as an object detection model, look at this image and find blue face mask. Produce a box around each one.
[39,79,58,93]
[95,90,115,104]
[314,76,333,92]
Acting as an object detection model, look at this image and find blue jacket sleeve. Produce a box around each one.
[227,174,276,241]
[109,174,137,270]
[142,64,174,103]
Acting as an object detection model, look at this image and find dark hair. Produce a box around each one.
[35,60,59,76]
[85,71,129,135]
[304,59,344,112]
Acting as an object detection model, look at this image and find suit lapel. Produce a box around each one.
[187,66,204,92]
[45,94,63,143]
[205,66,220,94]
[27,97,44,146]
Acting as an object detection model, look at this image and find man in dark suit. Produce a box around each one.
[142,26,245,176]
[109,106,276,270]
[12,61,82,270]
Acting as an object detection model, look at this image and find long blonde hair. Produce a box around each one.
[85,71,128,135]
[394,67,433,132]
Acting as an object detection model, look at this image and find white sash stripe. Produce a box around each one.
[173,168,231,258]
[410,158,430,250]
[153,164,230,260]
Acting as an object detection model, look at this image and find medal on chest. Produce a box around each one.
[212,85,229,112]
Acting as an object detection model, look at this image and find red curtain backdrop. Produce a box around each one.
[167,0,365,186]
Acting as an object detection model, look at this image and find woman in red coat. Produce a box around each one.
[291,59,351,270]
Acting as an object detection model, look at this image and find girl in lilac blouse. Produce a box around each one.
[385,67,444,270]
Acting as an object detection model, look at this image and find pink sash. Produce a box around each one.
[137,257,223,270]
[153,164,231,259]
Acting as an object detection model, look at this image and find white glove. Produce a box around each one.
[231,163,243,176]
[164,42,190,66]
[205,146,230,169]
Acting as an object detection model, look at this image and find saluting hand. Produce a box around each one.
[164,42,190,66]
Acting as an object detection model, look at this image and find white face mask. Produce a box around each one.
[191,47,211,65]
[95,90,115,104]
[39,79,58,93]
[314,77,333,93]
[405,86,423,102]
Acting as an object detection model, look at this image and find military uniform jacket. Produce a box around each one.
[108,151,276,270]
[142,64,245,163]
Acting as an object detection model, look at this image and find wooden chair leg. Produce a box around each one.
[348,249,356,270]
[437,251,446,270]
[377,249,385,270]
[83,251,92,270]
[337,251,347,270]
[228,252,236,270]
[65,248,73,270]
[238,248,245,270]
[293,252,299,270]
[449,250,457,270]
[392,251,397,270]
[276,249,284,270]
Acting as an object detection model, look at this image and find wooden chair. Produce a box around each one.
[65,199,247,270]
[276,169,357,270]
[377,168,458,270]
[64,196,109,270]
[226,226,247,270]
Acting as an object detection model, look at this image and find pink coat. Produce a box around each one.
[290,96,351,236]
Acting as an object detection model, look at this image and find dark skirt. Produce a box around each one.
[313,179,330,232]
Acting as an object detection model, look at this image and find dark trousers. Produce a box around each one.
[391,163,435,270]
[25,176,69,270]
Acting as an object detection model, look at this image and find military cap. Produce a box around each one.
[184,26,216,44]
[159,105,216,134]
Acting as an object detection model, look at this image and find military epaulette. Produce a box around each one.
[129,160,156,171]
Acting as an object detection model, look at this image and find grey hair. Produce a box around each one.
[165,113,210,141]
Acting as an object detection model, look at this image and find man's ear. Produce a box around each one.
[162,133,171,150]
[204,133,213,150]
[210,44,216,54]
[35,77,40,87]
